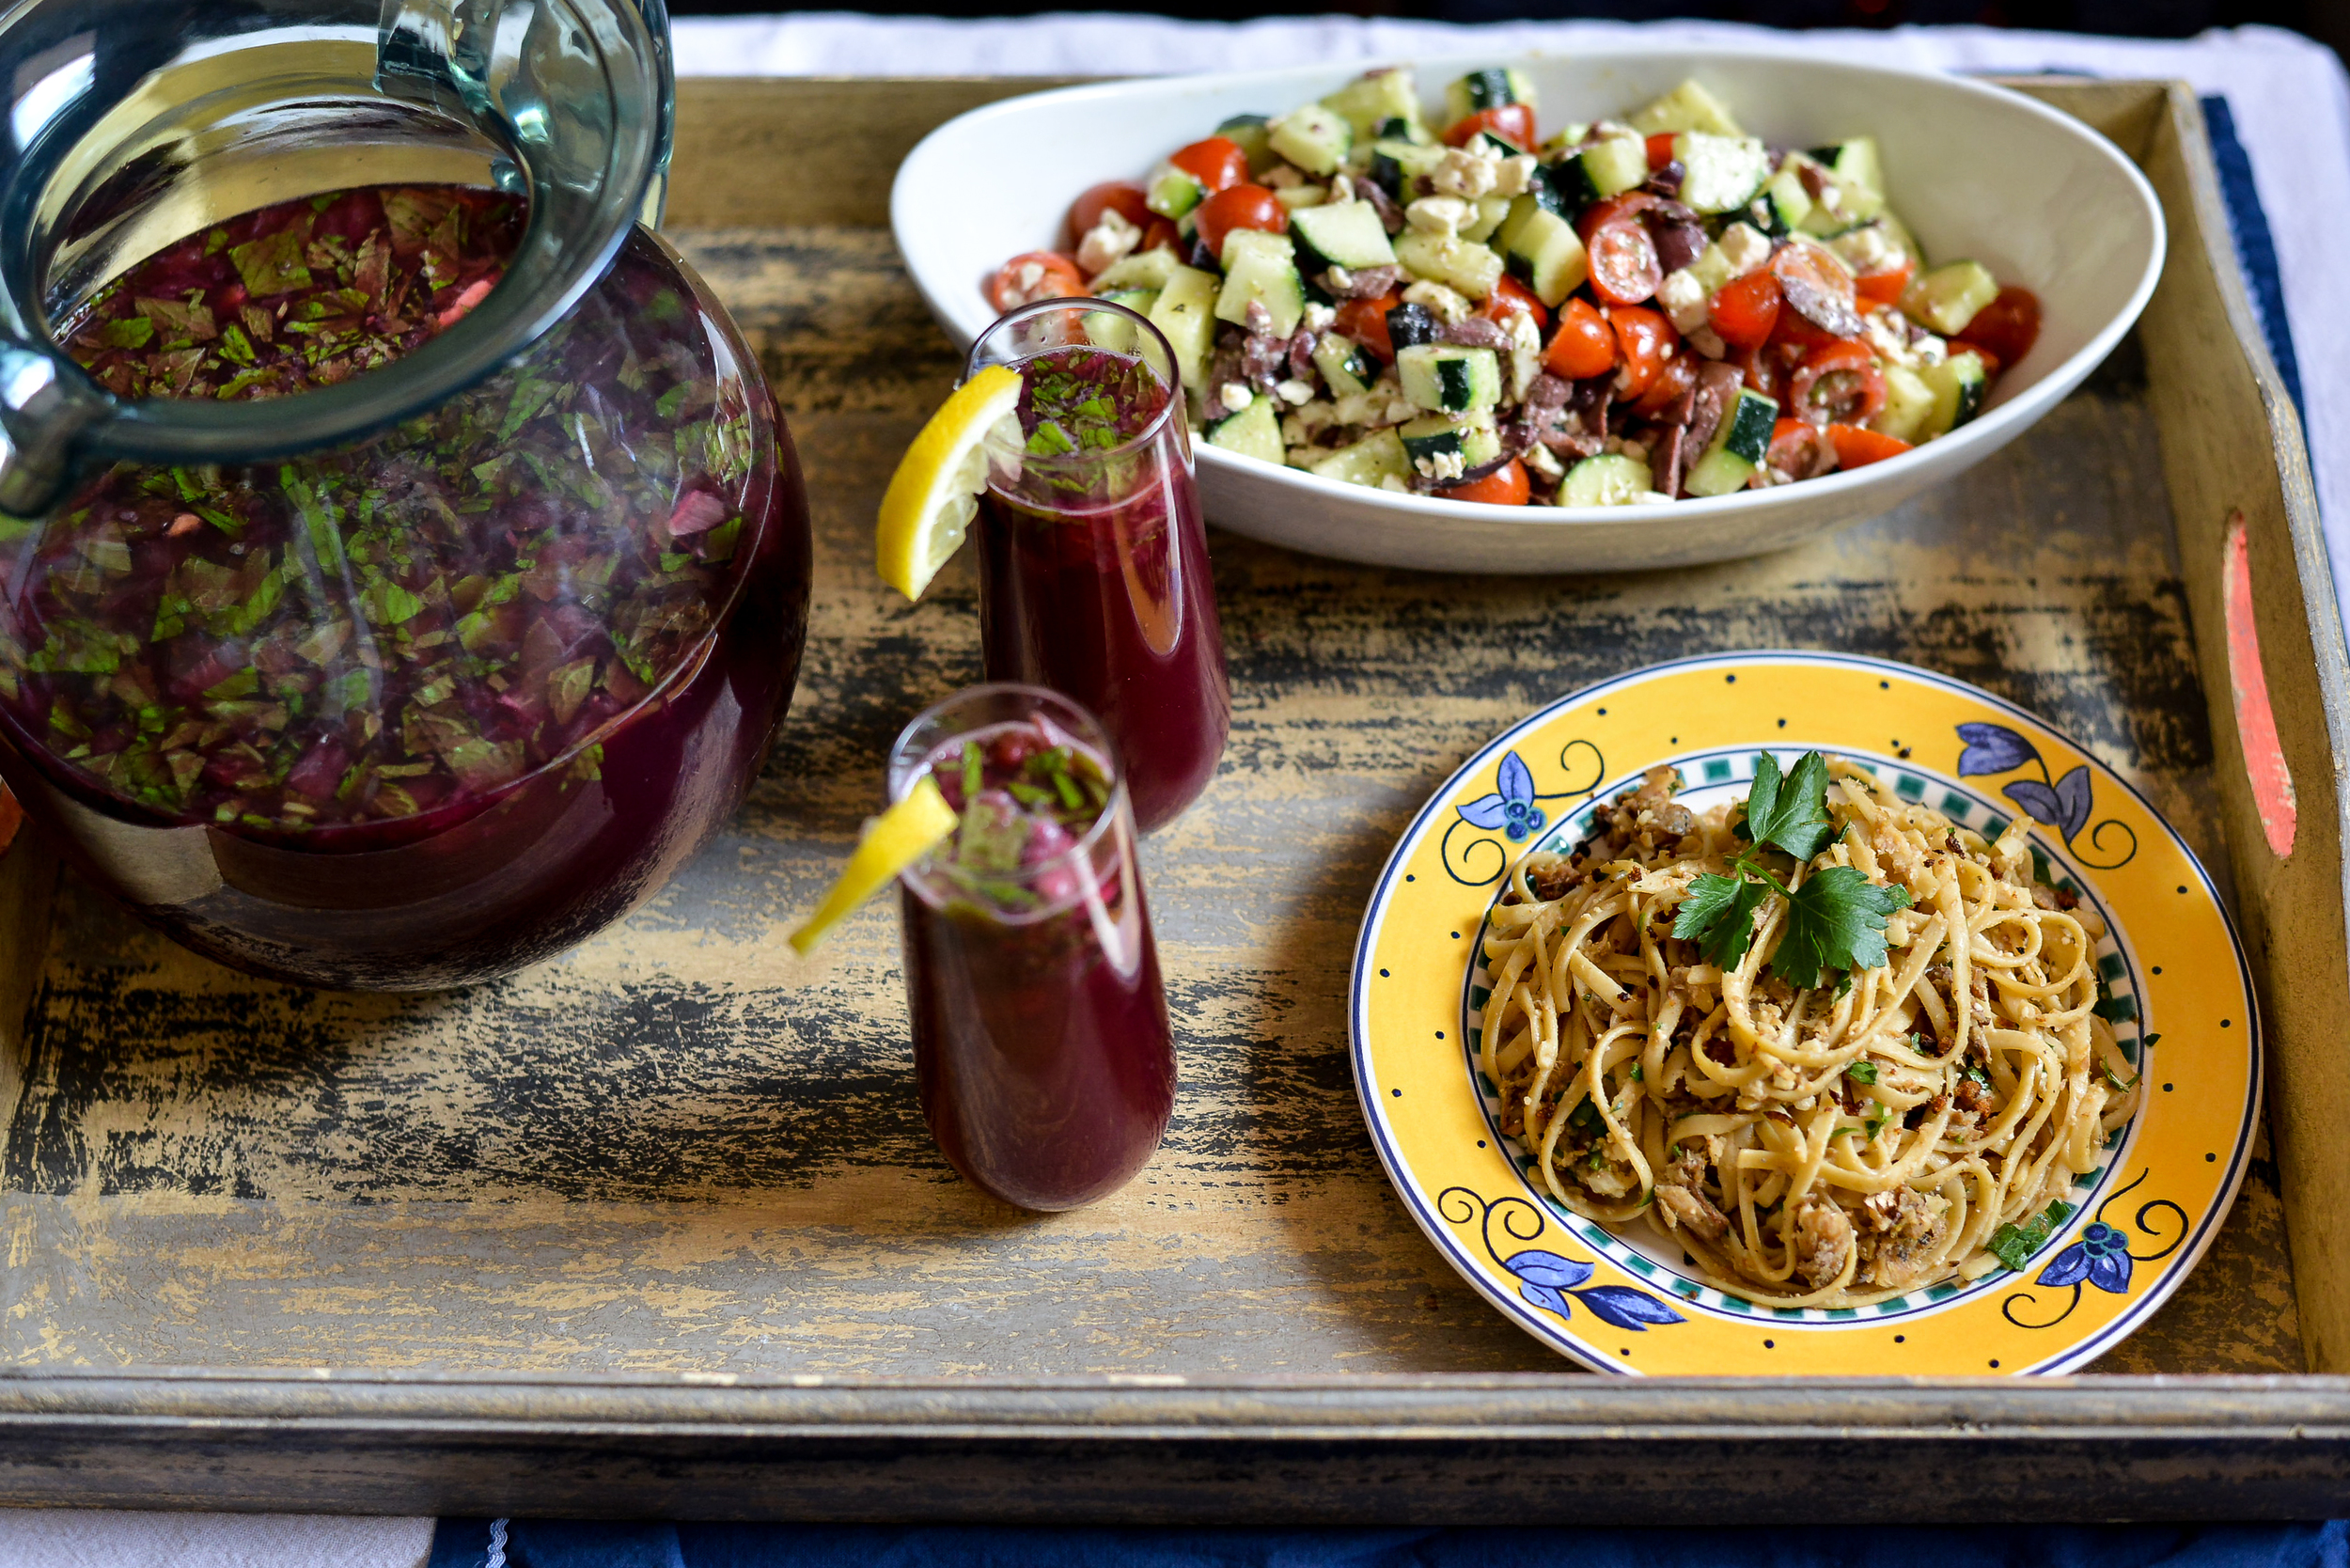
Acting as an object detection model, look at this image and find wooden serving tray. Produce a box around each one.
[1,76,2346,1520]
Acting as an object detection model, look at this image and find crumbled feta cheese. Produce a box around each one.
[1327,172,1356,204]
[1431,148,1498,199]
[1406,196,1471,236]
[1523,444,1565,481]
[1656,268,1710,336]
[1414,449,1467,481]
[1263,165,1306,190]
[1630,490,1675,505]
[1074,209,1141,276]
[1862,305,1945,369]
[1281,400,1337,443]
[1507,309,1543,401]
[1402,280,1472,323]
[1217,383,1254,415]
[1274,378,1315,406]
[1494,155,1539,197]
[1686,324,1728,360]
[1834,223,1899,277]
[1379,474,1412,493]
[1302,303,1337,335]
[1325,265,1355,291]
[1716,222,1773,279]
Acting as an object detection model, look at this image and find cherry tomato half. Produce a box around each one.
[1853,257,1916,309]
[1067,181,1152,249]
[1956,285,2042,369]
[1788,339,1887,426]
[1645,132,1678,172]
[1828,422,1914,469]
[1544,297,1618,381]
[1443,104,1536,151]
[1709,270,1783,350]
[1631,352,1697,420]
[1195,183,1288,260]
[1608,305,1679,402]
[1140,217,1183,256]
[986,252,1088,313]
[1481,273,1549,331]
[1767,416,1833,478]
[1169,136,1250,196]
[1587,221,1664,306]
[1439,458,1531,506]
[1334,292,1402,361]
[1575,192,1661,246]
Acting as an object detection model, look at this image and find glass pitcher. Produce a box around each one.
[0,0,812,990]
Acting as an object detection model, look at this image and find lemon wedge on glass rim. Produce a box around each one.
[875,363,1023,601]
[788,775,960,954]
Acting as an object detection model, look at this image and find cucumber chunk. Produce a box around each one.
[1146,165,1205,219]
[1089,247,1183,294]
[1787,149,1883,234]
[1753,165,1811,237]
[1872,365,1935,444]
[1270,102,1354,177]
[1902,259,2000,337]
[1445,68,1535,124]
[1627,78,1745,137]
[1322,68,1423,141]
[1498,200,1590,307]
[1557,452,1654,508]
[1149,265,1222,399]
[1310,334,1379,397]
[1393,230,1504,299]
[1460,194,1514,244]
[1203,395,1285,464]
[1214,229,1307,339]
[1290,200,1399,272]
[1308,426,1411,488]
[1370,137,1448,201]
[1566,131,1650,204]
[1811,137,1887,205]
[1683,387,1778,496]
[1398,414,1502,477]
[1397,343,1503,414]
[1918,349,1990,438]
[1671,132,1770,214]
[1216,113,1277,176]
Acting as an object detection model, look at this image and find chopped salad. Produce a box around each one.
[985,68,2043,508]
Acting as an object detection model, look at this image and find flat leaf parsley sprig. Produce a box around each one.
[1670,752,1913,991]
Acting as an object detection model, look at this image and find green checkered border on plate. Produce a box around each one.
[1455,745,2150,1327]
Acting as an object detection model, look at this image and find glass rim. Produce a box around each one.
[965,296,1185,471]
[886,682,1129,889]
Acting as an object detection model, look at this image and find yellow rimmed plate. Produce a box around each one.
[1349,651,2261,1375]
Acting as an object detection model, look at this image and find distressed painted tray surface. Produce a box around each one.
[0,236,2300,1381]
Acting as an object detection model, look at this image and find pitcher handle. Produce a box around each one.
[0,345,111,518]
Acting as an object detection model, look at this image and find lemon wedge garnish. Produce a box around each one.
[876,363,1023,601]
[788,775,960,954]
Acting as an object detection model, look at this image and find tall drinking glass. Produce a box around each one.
[966,300,1230,835]
[890,683,1175,1211]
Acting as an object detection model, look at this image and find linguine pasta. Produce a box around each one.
[1477,758,2142,1307]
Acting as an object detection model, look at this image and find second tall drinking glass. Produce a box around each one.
[967,300,1230,835]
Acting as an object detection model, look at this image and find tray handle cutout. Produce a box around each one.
[2222,509,2298,859]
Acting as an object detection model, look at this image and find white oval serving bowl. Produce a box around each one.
[892,49,2164,575]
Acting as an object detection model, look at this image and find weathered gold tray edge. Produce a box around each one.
[0,74,2343,1521]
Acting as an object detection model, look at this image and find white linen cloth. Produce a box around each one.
[13,18,2347,1566]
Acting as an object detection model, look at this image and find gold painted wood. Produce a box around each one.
[0,75,2342,1514]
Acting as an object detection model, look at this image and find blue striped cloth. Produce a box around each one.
[430,1519,2350,1567]
[424,84,2320,1568]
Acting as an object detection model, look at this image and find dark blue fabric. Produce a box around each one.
[428,1520,2350,1567]
[2201,93,2307,420]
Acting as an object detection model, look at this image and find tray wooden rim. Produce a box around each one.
[4,71,2347,1520]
